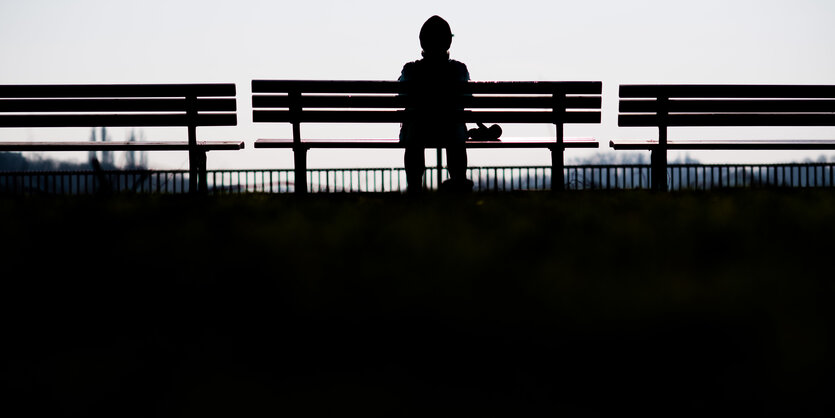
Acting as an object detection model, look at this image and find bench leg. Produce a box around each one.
[436,148,443,190]
[651,147,667,192]
[188,149,208,195]
[294,146,308,194]
[551,147,565,191]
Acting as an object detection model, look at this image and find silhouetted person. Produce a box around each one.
[399,16,473,193]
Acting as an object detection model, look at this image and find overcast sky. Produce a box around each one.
[2,0,835,169]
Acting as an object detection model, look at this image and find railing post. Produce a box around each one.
[436,147,443,190]
[290,90,307,194]
[652,96,669,192]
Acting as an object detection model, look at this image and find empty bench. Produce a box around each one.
[0,83,243,193]
[612,84,835,191]
[252,80,601,193]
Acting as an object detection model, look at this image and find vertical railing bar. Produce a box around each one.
[8,163,835,195]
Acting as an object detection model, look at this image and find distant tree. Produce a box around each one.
[100,127,114,167]
[124,129,148,169]
[88,128,98,163]
[88,127,148,169]
[571,151,650,165]
[0,152,29,171]
[125,129,137,168]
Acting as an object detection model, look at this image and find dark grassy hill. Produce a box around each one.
[3,190,834,416]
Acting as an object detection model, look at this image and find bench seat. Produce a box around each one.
[0,141,244,152]
[610,139,835,150]
[255,137,598,149]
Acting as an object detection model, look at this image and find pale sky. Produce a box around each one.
[2,0,835,169]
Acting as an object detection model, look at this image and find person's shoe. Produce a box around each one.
[440,178,474,192]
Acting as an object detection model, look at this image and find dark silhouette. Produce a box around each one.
[468,122,502,141]
[399,16,473,192]
[615,84,835,191]
[0,83,242,194]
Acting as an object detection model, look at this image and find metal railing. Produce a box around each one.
[2,163,835,195]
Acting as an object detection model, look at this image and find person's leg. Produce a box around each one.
[446,145,468,181]
[404,146,425,192]
[445,145,473,191]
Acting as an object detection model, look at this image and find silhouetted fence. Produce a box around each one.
[2,163,835,195]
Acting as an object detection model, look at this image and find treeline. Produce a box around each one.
[0,152,112,172]
[0,128,148,172]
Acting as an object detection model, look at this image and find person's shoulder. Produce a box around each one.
[449,59,470,78]
[400,60,421,79]
[402,60,420,70]
[449,59,467,69]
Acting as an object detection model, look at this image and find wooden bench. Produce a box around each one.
[0,84,243,193]
[612,84,835,191]
[252,80,601,193]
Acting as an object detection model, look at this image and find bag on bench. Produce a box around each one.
[468,122,502,141]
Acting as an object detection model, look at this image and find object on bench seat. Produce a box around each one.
[252,80,601,193]
[612,84,835,191]
[0,84,243,193]
[468,122,502,141]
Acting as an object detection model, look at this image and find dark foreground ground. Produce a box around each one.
[2,190,834,416]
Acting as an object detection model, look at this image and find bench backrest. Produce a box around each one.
[252,80,601,126]
[0,84,237,128]
[619,84,835,128]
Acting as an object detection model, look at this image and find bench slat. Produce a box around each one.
[0,84,236,98]
[253,80,400,94]
[468,82,601,95]
[0,114,237,128]
[619,113,835,127]
[0,140,244,152]
[255,138,598,149]
[620,84,835,99]
[0,98,236,113]
[610,139,835,150]
[252,95,601,110]
[253,110,600,124]
[619,99,835,113]
[253,80,602,95]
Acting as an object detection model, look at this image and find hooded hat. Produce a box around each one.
[419,15,453,53]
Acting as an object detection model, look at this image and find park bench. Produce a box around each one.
[612,84,835,191]
[0,83,243,193]
[252,80,601,193]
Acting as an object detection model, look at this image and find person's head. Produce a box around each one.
[419,16,453,56]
